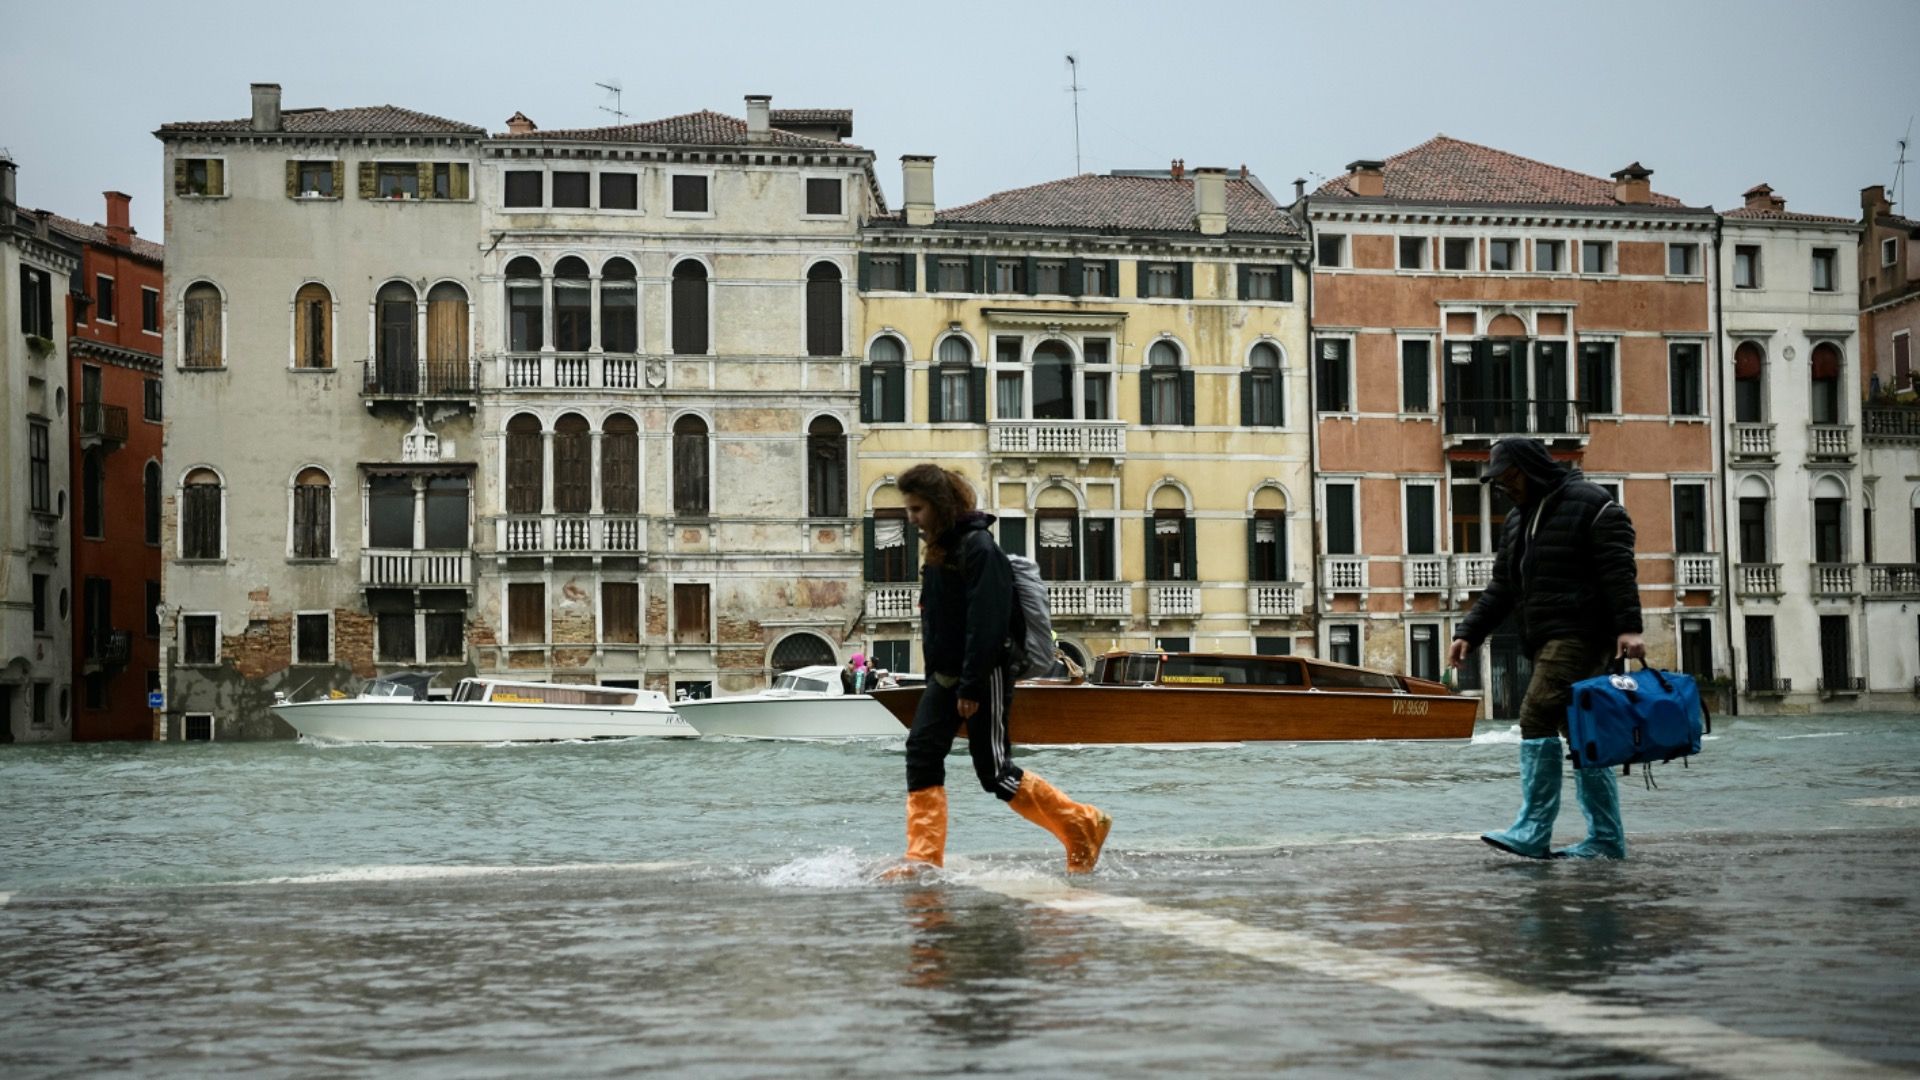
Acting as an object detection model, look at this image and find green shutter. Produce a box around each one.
[863,517,877,580]
[417,162,434,197]
[1001,517,1027,559]
[1139,366,1156,424]
[857,254,872,291]
[884,364,906,422]
[1279,264,1295,302]
[1065,257,1084,297]
[1236,264,1251,301]
[968,255,986,293]
[906,517,920,570]
[968,367,987,423]
[981,256,999,294]
[286,160,299,199]
[1177,262,1193,299]
[1246,517,1261,582]
[358,161,376,199]
[901,252,917,292]
[1023,256,1038,296]
[1180,517,1198,581]
[1240,370,1257,426]
[1106,260,1121,297]
[859,364,875,422]
[924,254,941,291]
[1136,260,1150,298]
[1179,370,1196,426]
[1143,518,1160,580]
[173,157,188,196]
[928,367,944,423]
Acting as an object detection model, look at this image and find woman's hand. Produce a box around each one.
[956,698,979,719]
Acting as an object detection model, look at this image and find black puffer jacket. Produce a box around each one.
[1454,440,1643,655]
[919,512,1013,701]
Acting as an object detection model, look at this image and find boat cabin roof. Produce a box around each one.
[1090,651,1405,692]
[772,665,843,695]
[452,677,660,708]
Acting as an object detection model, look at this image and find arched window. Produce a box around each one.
[553,257,590,352]
[807,416,847,518]
[505,413,543,514]
[672,260,708,355]
[602,413,639,514]
[506,257,543,352]
[294,282,331,369]
[862,335,906,423]
[1143,340,1187,425]
[806,262,842,356]
[1244,342,1283,427]
[933,336,978,423]
[375,281,418,393]
[673,414,710,517]
[1032,340,1075,421]
[181,467,222,560]
[771,632,836,673]
[1249,486,1289,581]
[1810,342,1842,425]
[1736,474,1771,564]
[144,461,162,545]
[425,282,470,392]
[81,448,105,539]
[1813,474,1847,565]
[553,413,591,514]
[601,258,638,353]
[184,282,222,368]
[292,467,332,559]
[1733,341,1765,424]
[1146,485,1195,582]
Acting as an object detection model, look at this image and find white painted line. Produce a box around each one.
[977,877,1903,1080]
[1845,796,1920,809]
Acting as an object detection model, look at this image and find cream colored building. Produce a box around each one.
[855,160,1314,673]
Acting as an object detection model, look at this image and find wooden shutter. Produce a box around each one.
[883,364,905,423]
[806,274,841,356]
[285,161,299,199]
[207,160,224,196]
[1142,518,1160,580]
[416,162,434,197]
[1136,260,1150,299]
[1240,370,1257,426]
[968,367,987,423]
[505,429,543,514]
[968,255,986,293]
[901,253,917,292]
[673,583,710,643]
[1236,264,1251,301]
[185,296,220,367]
[1180,517,1198,581]
[553,427,590,514]
[1001,517,1027,559]
[863,517,877,580]
[1139,368,1156,424]
[602,582,639,644]
[856,254,872,291]
[508,583,545,644]
[1246,517,1262,582]
[674,426,709,516]
[1180,371,1196,426]
[858,364,875,423]
[928,368,944,423]
[427,294,468,368]
[358,162,376,199]
[1065,258,1085,297]
[1279,265,1294,302]
[924,254,940,291]
[1023,256,1039,295]
[601,426,638,514]
[173,158,188,196]
[185,485,220,559]
[294,484,331,558]
[329,162,344,200]
[1177,262,1193,299]
[981,257,999,293]
[672,274,708,354]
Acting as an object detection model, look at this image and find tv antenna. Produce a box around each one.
[596,79,628,124]
[1894,116,1913,211]
[1066,54,1084,174]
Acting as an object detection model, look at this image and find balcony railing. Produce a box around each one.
[30,514,58,550]
[1442,399,1588,441]
[1404,556,1448,592]
[1735,563,1782,596]
[1323,557,1368,593]
[1811,563,1856,595]
[497,514,645,555]
[1817,676,1865,698]
[1452,554,1495,596]
[864,585,918,622]
[360,548,473,588]
[987,420,1128,460]
[501,353,646,390]
[1045,582,1132,619]
[1730,422,1775,458]
[1807,423,1853,459]
[361,359,479,398]
[1247,582,1304,618]
[1745,676,1791,695]
[1148,584,1202,617]
[1675,555,1721,591]
[78,401,128,448]
[1863,407,1920,445]
[1866,564,1920,597]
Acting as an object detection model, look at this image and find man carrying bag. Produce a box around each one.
[1449,438,1646,860]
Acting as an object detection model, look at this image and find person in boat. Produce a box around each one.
[1449,437,1645,860]
[889,463,1112,876]
[841,653,868,695]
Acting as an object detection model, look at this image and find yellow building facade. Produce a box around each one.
[852,161,1315,674]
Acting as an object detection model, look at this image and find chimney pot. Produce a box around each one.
[1170,158,1185,180]
[1346,159,1386,198]
[746,94,772,141]
[1611,161,1653,205]
[1293,177,1306,201]
[1192,166,1228,236]
[0,151,15,227]
[250,82,282,133]
[901,154,936,227]
[504,111,537,135]
[104,191,132,247]
[1742,183,1775,211]
[1862,184,1891,216]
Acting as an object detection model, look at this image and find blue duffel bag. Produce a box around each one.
[1565,660,1709,772]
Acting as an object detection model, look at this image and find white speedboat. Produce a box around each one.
[272,674,694,743]
[673,665,908,740]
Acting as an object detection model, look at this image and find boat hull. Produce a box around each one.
[867,682,1476,744]
[672,695,903,740]
[271,700,695,743]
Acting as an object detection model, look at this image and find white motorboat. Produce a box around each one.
[272,673,694,743]
[672,665,909,740]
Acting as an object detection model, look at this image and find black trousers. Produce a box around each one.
[905,665,1023,801]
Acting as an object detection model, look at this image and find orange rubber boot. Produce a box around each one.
[1008,773,1112,874]
[882,786,947,880]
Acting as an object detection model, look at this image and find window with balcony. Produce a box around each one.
[1316,338,1351,412]
[1738,496,1769,562]
[1814,497,1844,564]
[1668,342,1704,417]
[673,414,710,517]
[1142,340,1189,425]
[1035,508,1080,581]
[1083,517,1115,580]
[995,337,1023,420]
[1244,342,1284,426]
[673,583,711,644]
[505,258,543,352]
[291,467,332,559]
[806,263,842,356]
[294,282,332,368]
[671,260,709,354]
[375,281,418,392]
[1404,483,1437,555]
[553,413,591,515]
[1031,340,1074,421]
[504,413,543,515]
[1810,342,1842,425]
[1248,509,1288,581]
[1083,338,1112,420]
[603,413,639,514]
[1673,483,1708,554]
[181,467,223,559]
[602,582,640,644]
[183,281,222,367]
[1146,508,1195,582]
[862,335,906,423]
[1733,342,1764,423]
[867,508,917,582]
[1324,482,1357,555]
[552,257,591,352]
[808,416,847,518]
[930,336,979,423]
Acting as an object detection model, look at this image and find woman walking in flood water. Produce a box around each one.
[889,463,1111,876]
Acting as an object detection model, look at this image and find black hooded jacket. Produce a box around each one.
[1454,440,1643,655]
[919,512,1013,700]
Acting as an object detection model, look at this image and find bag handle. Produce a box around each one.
[1605,655,1674,694]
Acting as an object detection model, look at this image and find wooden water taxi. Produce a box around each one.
[868,651,1476,744]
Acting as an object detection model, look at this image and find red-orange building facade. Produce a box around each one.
[1306,139,1721,717]
[49,193,164,739]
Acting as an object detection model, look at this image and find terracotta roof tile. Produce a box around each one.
[1722,206,1856,225]
[41,212,165,262]
[157,105,483,137]
[931,173,1301,237]
[1315,135,1691,209]
[769,109,851,125]
[493,109,861,150]
[1878,213,1920,232]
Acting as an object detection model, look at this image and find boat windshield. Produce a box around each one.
[364,673,432,700]
[1307,665,1403,691]
[772,674,832,693]
[1160,656,1305,687]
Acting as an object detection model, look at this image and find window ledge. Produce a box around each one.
[289,367,338,374]
[291,195,342,202]
[176,558,228,566]
[179,364,227,372]
[177,194,231,201]
[665,210,716,219]
[286,558,338,565]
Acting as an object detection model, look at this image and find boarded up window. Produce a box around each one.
[553,414,591,514]
[672,261,708,354]
[181,468,222,559]
[805,177,841,215]
[184,282,222,367]
[672,174,708,212]
[600,258,638,353]
[377,613,416,662]
[806,263,842,356]
[425,283,470,391]
[292,468,331,558]
[601,173,638,210]
[508,583,545,644]
[294,282,331,368]
[505,413,543,514]
[423,477,468,549]
[504,171,542,207]
[367,475,414,549]
[673,583,710,644]
[673,414,709,517]
[807,416,846,517]
[602,582,640,644]
[602,414,639,514]
[552,171,590,208]
[424,612,465,661]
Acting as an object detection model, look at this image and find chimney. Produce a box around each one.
[1742,183,1784,212]
[250,82,282,133]
[1612,162,1653,205]
[0,151,16,227]
[901,155,936,227]
[1862,184,1891,217]
[104,191,132,248]
[1192,166,1228,236]
[1293,177,1306,201]
[745,94,772,142]
[504,111,537,135]
[1346,159,1385,198]
[1170,158,1185,180]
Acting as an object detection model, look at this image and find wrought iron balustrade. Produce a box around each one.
[1442,399,1588,439]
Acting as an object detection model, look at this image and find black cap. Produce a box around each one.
[1479,439,1519,483]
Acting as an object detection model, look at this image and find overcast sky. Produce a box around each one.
[5,0,1918,241]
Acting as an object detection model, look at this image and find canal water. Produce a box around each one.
[3,714,1918,1078]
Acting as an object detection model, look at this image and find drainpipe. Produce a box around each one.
[1710,212,1739,716]
[1300,193,1323,660]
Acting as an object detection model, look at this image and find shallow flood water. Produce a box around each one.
[3,714,1918,1078]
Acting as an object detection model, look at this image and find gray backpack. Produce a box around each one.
[1004,554,1057,677]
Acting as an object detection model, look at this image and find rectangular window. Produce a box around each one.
[29,420,51,512]
[672,174,709,213]
[424,611,465,661]
[430,163,468,200]
[805,177,841,215]
[1034,259,1064,294]
[1679,618,1713,678]
[1408,624,1441,681]
[1811,248,1838,292]
[96,275,116,322]
[180,158,224,197]
[1669,342,1704,416]
[1746,615,1777,688]
[1083,517,1114,580]
[872,639,912,676]
[1401,339,1432,413]
[1443,237,1474,271]
[994,259,1025,293]
[1581,240,1612,274]
[1328,625,1359,666]
[1324,482,1356,555]
[1244,266,1281,300]
[1673,484,1708,554]
[1535,239,1565,272]
[600,172,638,210]
[551,170,590,208]
[32,574,47,633]
[1733,244,1760,288]
[996,372,1024,420]
[146,581,161,637]
[376,612,416,662]
[1404,484,1437,555]
[1317,234,1346,268]
[673,583,711,644]
[1667,243,1699,276]
[1255,636,1292,656]
[20,265,54,337]
[601,583,640,643]
[1145,264,1180,298]
[508,583,545,645]
[1315,339,1351,412]
[1398,237,1427,270]
[871,509,915,583]
[182,614,218,666]
[423,477,469,549]
[142,287,161,333]
[504,171,542,207]
[296,613,330,664]
[868,255,902,291]
[295,160,335,197]
[1820,615,1853,689]
[376,163,419,199]
[183,713,214,742]
[144,378,162,422]
[937,258,969,292]
[1883,237,1898,267]
[1579,341,1615,414]
[1249,510,1286,581]
[1814,498,1844,563]
[1738,497,1768,562]
[1488,238,1517,271]
[1083,261,1108,296]
[1083,373,1110,420]
[368,475,414,549]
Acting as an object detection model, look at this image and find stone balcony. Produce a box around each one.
[1866,564,1920,598]
[1735,563,1782,597]
[497,514,645,557]
[1806,423,1853,460]
[1451,554,1495,600]
[1403,556,1448,593]
[987,420,1127,464]
[1810,563,1856,596]
[78,401,128,451]
[499,352,649,391]
[1730,422,1775,460]
[1046,582,1132,619]
[1147,584,1201,619]
[1863,407,1920,446]
[1675,555,1721,593]
[1322,557,1368,594]
[1247,582,1304,619]
[864,584,918,623]
[361,549,473,588]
